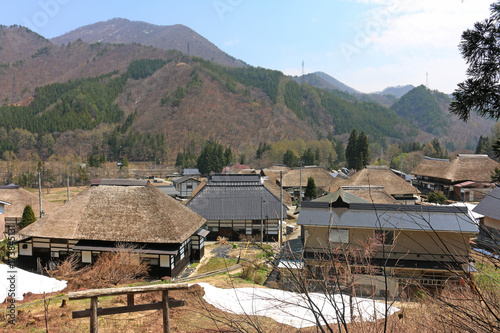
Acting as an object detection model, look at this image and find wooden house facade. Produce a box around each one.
[17,179,208,279]
[297,191,477,296]
[412,154,498,200]
[187,174,288,241]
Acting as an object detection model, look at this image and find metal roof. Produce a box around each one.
[187,183,287,221]
[210,174,261,184]
[473,186,500,220]
[183,168,200,175]
[298,202,478,233]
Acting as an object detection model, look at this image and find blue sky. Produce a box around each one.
[0,0,494,94]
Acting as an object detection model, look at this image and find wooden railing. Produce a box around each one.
[68,283,188,333]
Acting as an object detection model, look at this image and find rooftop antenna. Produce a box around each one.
[302,60,305,76]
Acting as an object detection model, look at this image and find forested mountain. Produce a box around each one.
[390,85,451,136]
[51,18,245,68]
[295,72,358,94]
[376,85,415,98]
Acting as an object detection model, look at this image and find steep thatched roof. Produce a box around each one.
[412,154,499,183]
[343,166,420,195]
[263,179,293,206]
[0,185,58,218]
[19,180,206,244]
[280,167,335,188]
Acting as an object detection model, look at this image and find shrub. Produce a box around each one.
[427,192,447,204]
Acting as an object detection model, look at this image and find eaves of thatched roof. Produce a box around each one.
[412,154,499,183]
[280,167,335,188]
[19,182,206,244]
[0,185,58,218]
[345,166,420,195]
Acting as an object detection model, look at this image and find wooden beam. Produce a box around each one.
[162,290,170,333]
[72,300,185,319]
[90,297,98,333]
[127,293,134,306]
[68,283,189,300]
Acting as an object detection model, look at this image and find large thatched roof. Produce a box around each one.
[412,154,499,183]
[0,185,58,218]
[341,166,420,195]
[280,167,335,188]
[19,180,206,244]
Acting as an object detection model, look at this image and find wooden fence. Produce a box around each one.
[68,283,188,333]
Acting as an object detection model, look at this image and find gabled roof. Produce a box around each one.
[0,185,58,218]
[412,154,499,183]
[280,167,335,188]
[187,175,287,220]
[183,168,200,176]
[19,181,206,244]
[298,202,477,233]
[172,176,200,185]
[473,186,500,220]
[313,188,369,204]
[343,166,420,195]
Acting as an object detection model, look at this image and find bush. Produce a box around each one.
[427,192,447,204]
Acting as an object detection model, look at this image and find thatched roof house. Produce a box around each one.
[413,155,498,183]
[0,184,58,218]
[281,167,335,189]
[412,154,499,199]
[17,179,207,278]
[328,166,420,204]
[0,184,58,235]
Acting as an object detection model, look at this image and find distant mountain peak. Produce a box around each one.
[51,18,245,68]
[374,85,415,98]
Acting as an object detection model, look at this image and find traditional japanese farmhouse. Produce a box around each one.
[17,179,208,279]
[0,184,58,235]
[279,166,336,202]
[412,154,498,200]
[473,186,500,251]
[297,189,477,296]
[332,166,420,204]
[186,174,288,241]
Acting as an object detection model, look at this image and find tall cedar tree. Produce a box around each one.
[19,204,36,229]
[283,149,298,168]
[304,177,317,200]
[345,129,358,170]
[356,131,370,169]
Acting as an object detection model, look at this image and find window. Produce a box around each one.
[329,228,349,243]
[374,230,394,246]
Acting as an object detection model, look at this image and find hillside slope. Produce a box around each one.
[51,18,245,68]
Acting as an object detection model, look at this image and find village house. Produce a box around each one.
[186,174,288,241]
[279,166,336,202]
[171,176,201,198]
[473,186,500,251]
[412,154,498,201]
[17,179,208,279]
[297,189,477,297]
[0,199,11,236]
[315,185,399,204]
[0,184,58,236]
[329,166,420,204]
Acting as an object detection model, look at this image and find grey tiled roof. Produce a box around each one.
[186,182,287,221]
[473,186,500,220]
[298,202,478,233]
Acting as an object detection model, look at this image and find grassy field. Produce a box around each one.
[24,186,85,207]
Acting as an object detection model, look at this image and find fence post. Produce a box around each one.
[90,296,98,333]
[162,290,170,333]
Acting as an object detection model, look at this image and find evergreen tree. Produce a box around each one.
[356,131,370,169]
[301,148,316,166]
[283,149,298,168]
[345,129,358,170]
[224,146,233,165]
[19,204,36,229]
[304,177,317,200]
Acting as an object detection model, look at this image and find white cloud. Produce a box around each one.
[223,38,241,47]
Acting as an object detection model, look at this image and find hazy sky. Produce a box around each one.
[0,0,494,94]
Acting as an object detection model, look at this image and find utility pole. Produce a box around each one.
[279,171,283,249]
[299,161,303,206]
[38,172,43,218]
[67,174,70,202]
[260,196,264,245]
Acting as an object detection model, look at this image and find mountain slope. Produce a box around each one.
[51,18,245,68]
[390,85,451,136]
[376,85,415,98]
[0,25,52,65]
